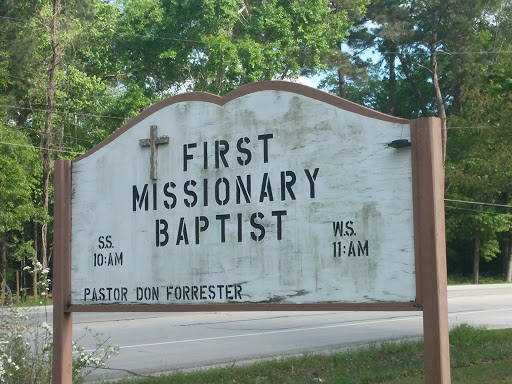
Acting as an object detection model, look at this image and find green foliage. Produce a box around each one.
[0,123,37,234]
[117,0,364,95]
[0,305,119,383]
[1,0,512,297]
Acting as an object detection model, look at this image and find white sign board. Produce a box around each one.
[71,84,416,306]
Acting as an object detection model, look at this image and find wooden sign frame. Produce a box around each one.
[52,82,450,383]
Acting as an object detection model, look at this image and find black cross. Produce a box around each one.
[139,125,169,180]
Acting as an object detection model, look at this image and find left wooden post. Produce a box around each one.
[53,160,73,384]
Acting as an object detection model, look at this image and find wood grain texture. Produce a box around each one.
[52,160,73,384]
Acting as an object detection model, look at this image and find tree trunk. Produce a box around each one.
[40,0,60,272]
[473,227,481,285]
[388,53,396,116]
[506,232,512,283]
[337,68,346,98]
[0,235,6,304]
[32,221,38,296]
[430,10,447,164]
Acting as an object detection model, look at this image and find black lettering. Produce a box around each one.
[195,216,209,245]
[183,286,191,300]
[257,133,273,163]
[84,288,90,301]
[152,183,157,210]
[156,219,169,247]
[280,171,296,200]
[203,141,208,169]
[215,140,229,168]
[163,182,177,209]
[237,137,252,166]
[236,175,251,204]
[215,177,230,205]
[184,143,197,171]
[304,168,320,198]
[167,286,173,300]
[105,235,113,248]
[345,221,355,236]
[115,252,123,266]
[250,212,265,241]
[216,214,230,243]
[176,218,189,245]
[333,221,343,237]
[208,285,215,299]
[132,184,149,211]
[225,285,234,300]
[358,240,369,256]
[191,286,199,300]
[203,178,208,206]
[272,210,287,240]
[200,285,207,300]
[216,284,224,299]
[237,213,243,242]
[259,173,274,202]
[184,180,198,207]
[348,241,356,256]
[235,284,242,299]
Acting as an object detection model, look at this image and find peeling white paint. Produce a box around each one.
[71,89,415,305]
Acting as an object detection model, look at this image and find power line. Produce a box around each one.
[2,104,510,132]
[444,205,509,216]
[380,50,512,56]
[116,32,203,44]
[0,104,126,120]
[0,141,84,156]
[0,15,27,23]
[18,125,100,146]
[445,198,512,209]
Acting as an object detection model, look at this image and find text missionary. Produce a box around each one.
[131,133,320,246]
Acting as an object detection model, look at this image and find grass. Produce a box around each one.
[105,324,512,384]
[447,273,509,285]
[382,360,512,383]
[13,296,52,307]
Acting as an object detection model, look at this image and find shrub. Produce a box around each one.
[0,306,119,383]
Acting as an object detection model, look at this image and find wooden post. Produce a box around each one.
[411,118,451,384]
[52,160,73,384]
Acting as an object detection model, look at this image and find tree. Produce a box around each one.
[0,122,38,302]
[0,0,134,295]
[116,0,367,95]
[445,1,512,282]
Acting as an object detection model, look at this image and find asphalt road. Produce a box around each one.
[38,284,512,381]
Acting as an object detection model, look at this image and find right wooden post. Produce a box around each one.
[411,117,451,384]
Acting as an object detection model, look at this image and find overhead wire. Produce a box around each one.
[445,205,511,216]
[445,198,512,209]
[0,141,84,156]
[0,104,126,120]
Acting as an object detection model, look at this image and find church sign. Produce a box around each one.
[53,82,451,383]
[71,82,416,307]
